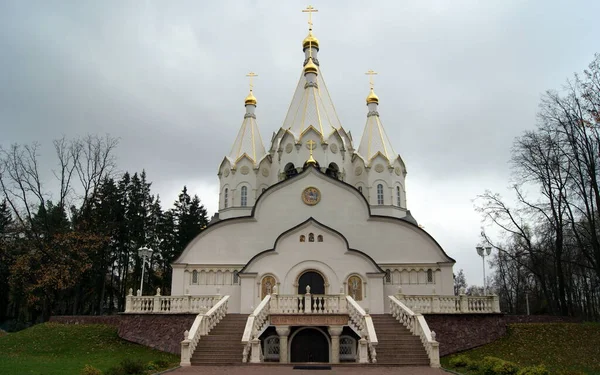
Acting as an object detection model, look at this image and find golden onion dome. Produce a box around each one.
[302,31,320,50]
[366,88,379,104]
[244,90,257,106]
[304,57,318,75]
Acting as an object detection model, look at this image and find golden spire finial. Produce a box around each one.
[365,69,379,104]
[302,5,318,31]
[244,72,258,106]
[302,5,320,50]
[306,139,317,165]
[304,40,318,74]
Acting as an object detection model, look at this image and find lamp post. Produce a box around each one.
[476,246,492,295]
[138,246,153,295]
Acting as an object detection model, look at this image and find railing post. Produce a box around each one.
[250,337,262,363]
[395,286,404,302]
[459,289,468,312]
[185,295,191,313]
[358,337,369,363]
[304,285,312,313]
[492,294,500,313]
[125,288,133,313]
[431,288,440,313]
[153,288,161,312]
[180,330,191,366]
[430,340,440,368]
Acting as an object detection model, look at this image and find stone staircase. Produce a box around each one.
[371,314,430,366]
[191,314,247,365]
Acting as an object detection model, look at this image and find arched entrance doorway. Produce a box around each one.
[290,328,329,363]
[297,271,325,294]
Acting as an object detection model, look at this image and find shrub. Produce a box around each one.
[154,358,170,368]
[517,365,550,375]
[103,366,125,375]
[80,365,102,375]
[478,357,520,375]
[493,361,520,375]
[449,354,471,368]
[146,361,157,371]
[119,358,145,375]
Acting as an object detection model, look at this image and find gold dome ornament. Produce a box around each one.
[366,88,379,104]
[303,30,319,50]
[304,57,318,75]
[244,90,257,106]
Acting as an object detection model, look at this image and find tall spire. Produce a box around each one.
[357,70,396,165]
[280,6,342,141]
[228,72,266,167]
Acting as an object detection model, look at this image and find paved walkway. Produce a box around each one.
[167,365,450,374]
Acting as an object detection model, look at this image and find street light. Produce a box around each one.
[476,246,492,295]
[138,246,153,295]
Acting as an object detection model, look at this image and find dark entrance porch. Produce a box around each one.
[290,328,329,363]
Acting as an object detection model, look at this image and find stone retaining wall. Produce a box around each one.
[117,314,196,354]
[424,314,581,356]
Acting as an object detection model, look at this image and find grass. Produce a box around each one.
[442,323,600,375]
[0,322,179,375]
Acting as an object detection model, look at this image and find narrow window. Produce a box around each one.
[358,186,362,193]
[224,188,229,208]
[241,186,248,207]
[348,276,363,301]
[377,184,384,205]
[309,233,315,242]
[396,186,401,206]
[317,235,323,242]
[385,269,391,283]
[300,235,306,242]
[262,188,266,193]
[192,270,198,284]
[233,271,239,285]
[427,269,434,283]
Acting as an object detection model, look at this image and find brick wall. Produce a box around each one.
[117,314,196,354]
[424,314,581,356]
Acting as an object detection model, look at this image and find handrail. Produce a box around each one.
[124,288,222,314]
[389,295,440,368]
[180,295,229,366]
[241,294,271,363]
[395,293,500,314]
[346,296,377,363]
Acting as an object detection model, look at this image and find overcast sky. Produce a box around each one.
[1,0,599,287]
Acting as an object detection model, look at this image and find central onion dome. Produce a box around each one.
[245,90,257,106]
[302,30,319,50]
[304,57,318,74]
[366,88,379,104]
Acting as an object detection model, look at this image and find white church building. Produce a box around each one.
[125,8,500,367]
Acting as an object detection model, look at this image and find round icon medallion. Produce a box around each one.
[302,186,321,206]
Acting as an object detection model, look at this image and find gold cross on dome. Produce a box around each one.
[302,5,318,30]
[307,139,316,152]
[365,70,378,89]
[246,72,258,90]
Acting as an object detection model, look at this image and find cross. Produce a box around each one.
[365,69,378,89]
[307,140,316,155]
[302,5,318,30]
[246,72,258,91]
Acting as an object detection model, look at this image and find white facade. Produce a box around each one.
[172,29,456,315]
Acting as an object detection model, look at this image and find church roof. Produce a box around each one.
[281,68,343,141]
[356,107,397,165]
[228,104,266,167]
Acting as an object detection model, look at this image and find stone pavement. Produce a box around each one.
[167,365,450,374]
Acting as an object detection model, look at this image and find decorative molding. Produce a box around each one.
[244,113,257,119]
[367,110,379,117]
[271,315,347,326]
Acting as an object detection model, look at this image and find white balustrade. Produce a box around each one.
[395,292,500,314]
[124,288,221,314]
[269,294,348,314]
[389,296,440,368]
[180,295,230,366]
[346,296,377,363]
[242,294,271,363]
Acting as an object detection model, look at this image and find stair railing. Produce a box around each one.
[241,294,271,363]
[180,295,230,366]
[346,296,378,363]
[389,295,440,368]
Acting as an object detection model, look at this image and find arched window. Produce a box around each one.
[261,275,276,299]
[241,186,248,207]
[284,163,298,179]
[358,186,362,193]
[377,184,384,205]
[317,235,323,242]
[385,269,391,283]
[300,235,306,242]
[233,270,239,285]
[326,162,340,179]
[192,270,198,284]
[347,275,363,301]
[264,335,280,361]
[340,336,357,361]
[224,188,229,208]
[308,233,315,242]
[396,186,401,206]
[427,269,434,283]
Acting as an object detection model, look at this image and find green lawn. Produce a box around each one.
[0,322,178,375]
[442,323,600,375]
